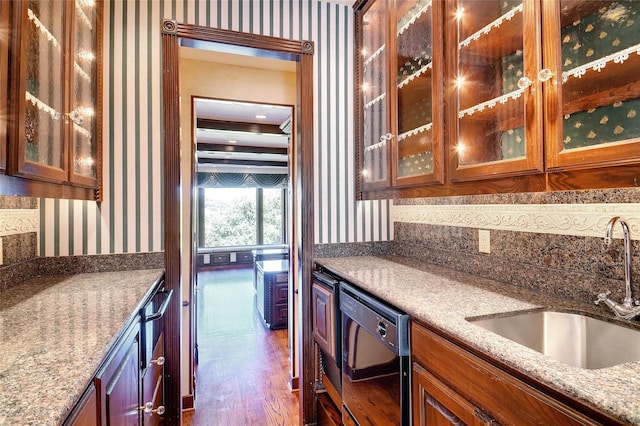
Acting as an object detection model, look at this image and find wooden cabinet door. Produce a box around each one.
[447,0,544,182]
[64,385,98,426]
[96,322,141,426]
[312,282,335,359]
[105,334,141,426]
[412,363,495,426]
[356,0,392,191]
[392,0,445,187]
[542,0,640,173]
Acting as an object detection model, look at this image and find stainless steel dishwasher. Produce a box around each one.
[340,281,410,426]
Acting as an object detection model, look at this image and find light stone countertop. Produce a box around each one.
[315,255,640,425]
[0,269,164,425]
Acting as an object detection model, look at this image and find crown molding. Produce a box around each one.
[392,203,640,240]
[0,209,39,237]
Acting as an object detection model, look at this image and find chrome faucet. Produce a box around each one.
[594,216,640,320]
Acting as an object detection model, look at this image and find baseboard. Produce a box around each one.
[182,394,194,410]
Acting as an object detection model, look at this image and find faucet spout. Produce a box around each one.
[605,216,634,309]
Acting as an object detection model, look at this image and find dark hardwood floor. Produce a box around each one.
[182,268,299,426]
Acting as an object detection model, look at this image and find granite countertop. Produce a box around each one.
[0,269,164,425]
[315,255,640,425]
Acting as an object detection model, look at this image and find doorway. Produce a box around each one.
[162,23,315,424]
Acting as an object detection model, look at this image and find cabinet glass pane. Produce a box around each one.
[24,0,64,168]
[456,0,526,166]
[396,0,434,178]
[361,0,388,184]
[559,1,640,152]
[72,0,98,178]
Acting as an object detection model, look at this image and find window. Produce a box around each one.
[200,187,286,248]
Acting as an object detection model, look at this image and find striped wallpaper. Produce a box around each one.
[39,0,391,257]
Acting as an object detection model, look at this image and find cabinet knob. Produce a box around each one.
[537,68,553,82]
[151,356,165,366]
[517,77,532,90]
[139,401,165,416]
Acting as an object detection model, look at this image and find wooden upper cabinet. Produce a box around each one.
[448,0,544,182]
[542,0,640,172]
[4,0,102,199]
[355,0,445,193]
[357,0,391,191]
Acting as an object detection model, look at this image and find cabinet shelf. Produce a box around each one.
[74,62,92,83]
[398,122,432,142]
[459,4,523,59]
[562,44,640,115]
[25,91,60,121]
[364,92,386,109]
[459,87,525,120]
[363,44,386,67]
[398,63,432,89]
[397,0,432,36]
[27,8,62,51]
[76,4,94,30]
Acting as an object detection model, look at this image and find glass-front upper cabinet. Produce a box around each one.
[70,0,100,185]
[0,1,9,172]
[356,0,444,193]
[8,0,101,193]
[393,0,444,186]
[20,0,68,181]
[358,0,390,190]
[543,0,640,171]
[449,0,543,182]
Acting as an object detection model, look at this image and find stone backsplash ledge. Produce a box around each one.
[317,188,640,311]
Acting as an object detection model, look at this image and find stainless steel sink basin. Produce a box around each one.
[468,310,640,369]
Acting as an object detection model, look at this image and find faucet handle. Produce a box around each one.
[594,291,612,305]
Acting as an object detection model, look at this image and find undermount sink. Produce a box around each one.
[468,309,640,369]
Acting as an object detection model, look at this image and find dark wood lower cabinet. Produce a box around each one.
[95,321,142,426]
[63,385,98,426]
[411,321,606,426]
[141,334,165,426]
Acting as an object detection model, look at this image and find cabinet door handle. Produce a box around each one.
[537,68,553,82]
[151,356,165,366]
[517,76,532,89]
[139,401,165,416]
[145,289,174,322]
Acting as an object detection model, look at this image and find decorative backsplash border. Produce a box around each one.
[392,203,640,240]
[0,209,39,237]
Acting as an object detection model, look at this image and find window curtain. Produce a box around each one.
[197,172,288,188]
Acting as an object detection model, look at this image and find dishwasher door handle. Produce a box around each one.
[145,289,174,322]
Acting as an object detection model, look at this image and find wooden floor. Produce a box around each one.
[182,268,299,426]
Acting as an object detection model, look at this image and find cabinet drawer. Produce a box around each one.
[274,282,288,304]
[211,254,230,265]
[274,305,288,324]
[236,252,253,263]
[411,322,597,426]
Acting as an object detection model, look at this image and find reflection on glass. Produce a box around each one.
[560,1,640,152]
[73,0,97,178]
[362,0,388,184]
[25,0,64,168]
[396,0,435,178]
[456,0,526,166]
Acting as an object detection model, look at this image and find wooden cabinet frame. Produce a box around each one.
[355,0,640,200]
[2,0,102,200]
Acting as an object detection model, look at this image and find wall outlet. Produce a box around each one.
[478,229,490,254]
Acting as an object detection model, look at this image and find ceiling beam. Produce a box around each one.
[196,143,287,155]
[196,118,285,134]
[198,158,288,167]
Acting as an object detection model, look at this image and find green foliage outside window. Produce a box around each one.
[203,187,285,247]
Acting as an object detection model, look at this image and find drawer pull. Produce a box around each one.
[151,356,165,366]
[139,401,165,416]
